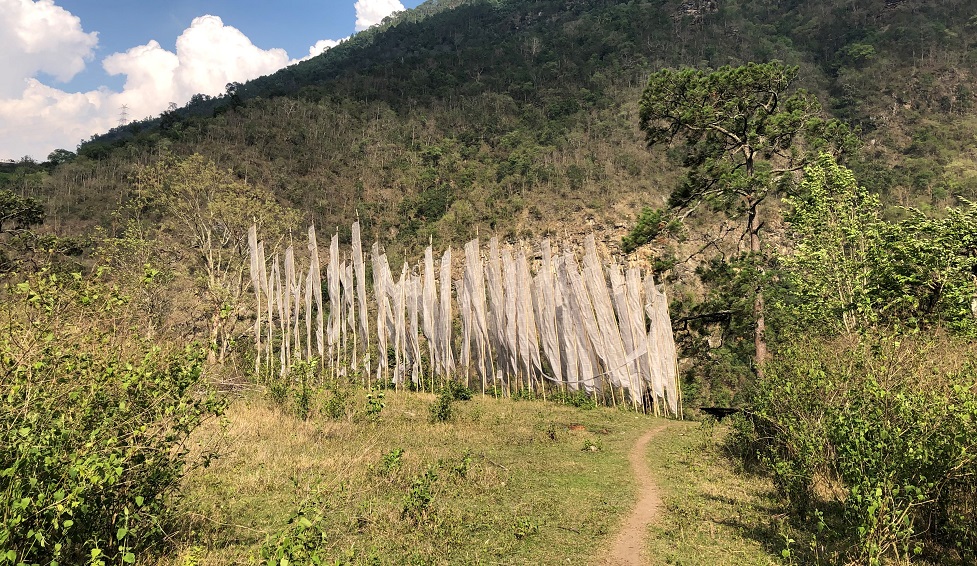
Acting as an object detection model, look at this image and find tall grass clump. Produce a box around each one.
[0,268,226,565]
[732,332,977,564]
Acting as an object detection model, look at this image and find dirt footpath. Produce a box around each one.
[601,423,671,566]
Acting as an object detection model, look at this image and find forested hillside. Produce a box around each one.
[1,0,974,396]
[12,0,976,243]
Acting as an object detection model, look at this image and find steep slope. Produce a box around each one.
[26,0,974,255]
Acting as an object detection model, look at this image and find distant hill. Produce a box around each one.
[21,0,977,255]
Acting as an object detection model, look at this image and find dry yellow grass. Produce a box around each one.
[170,389,660,565]
[161,390,800,565]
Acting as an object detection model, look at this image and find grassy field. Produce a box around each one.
[643,423,786,565]
[172,389,653,565]
[166,388,787,565]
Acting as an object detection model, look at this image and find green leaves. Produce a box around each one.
[0,188,45,234]
[1,269,226,565]
[620,206,681,254]
[779,154,977,337]
[735,333,977,562]
[638,62,856,378]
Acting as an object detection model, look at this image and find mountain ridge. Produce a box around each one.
[8,0,977,261]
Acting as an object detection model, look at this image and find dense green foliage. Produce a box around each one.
[736,334,977,564]
[638,61,856,373]
[0,189,47,273]
[780,154,977,337]
[731,156,977,563]
[620,206,680,255]
[0,268,225,565]
[0,190,43,234]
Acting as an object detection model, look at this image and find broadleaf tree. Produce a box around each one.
[638,61,855,375]
[779,152,884,336]
[136,153,299,364]
[781,154,977,338]
[0,189,44,234]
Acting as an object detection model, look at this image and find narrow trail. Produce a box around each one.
[602,422,671,566]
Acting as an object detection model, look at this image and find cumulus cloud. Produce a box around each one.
[354,0,405,31]
[171,16,290,98]
[0,79,112,159]
[0,0,98,97]
[0,4,353,160]
[0,13,298,160]
[308,38,342,58]
[100,15,291,122]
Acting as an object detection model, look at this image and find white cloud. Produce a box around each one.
[0,13,298,160]
[0,5,355,160]
[354,0,405,31]
[0,0,98,97]
[171,16,290,98]
[308,38,342,58]
[0,79,112,160]
[98,15,292,122]
[102,40,180,115]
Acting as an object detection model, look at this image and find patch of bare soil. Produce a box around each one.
[601,423,671,565]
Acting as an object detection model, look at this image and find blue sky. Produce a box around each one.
[0,0,423,161]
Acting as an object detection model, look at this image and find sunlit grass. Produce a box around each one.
[644,423,784,566]
[172,389,659,564]
[163,391,829,565]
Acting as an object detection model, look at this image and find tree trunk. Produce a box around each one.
[747,198,767,378]
[208,310,221,365]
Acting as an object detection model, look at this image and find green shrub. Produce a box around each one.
[264,361,331,421]
[323,386,351,420]
[402,467,438,523]
[734,332,977,564]
[258,502,333,566]
[290,361,317,421]
[375,448,405,477]
[445,380,473,401]
[513,516,540,540]
[510,387,542,401]
[621,206,681,253]
[429,389,454,423]
[365,389,385,423]
[0,270,226,565]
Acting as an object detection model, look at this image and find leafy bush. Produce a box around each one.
[513,516,540,540]
[402,467,438,523]
[429,389,454,423]
[445,381,473,401]
[0,270,226,565]
[364,389,385,423]
[429,381,474,423]
[780,154,977,338]
[323,386,351,420]
[733,332,977,564]
[375,448,405,477]
[258,502,333,566]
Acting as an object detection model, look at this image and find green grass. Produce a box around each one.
[171,389,659,565]
[644,422,787,565]
[163,390,810,565]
